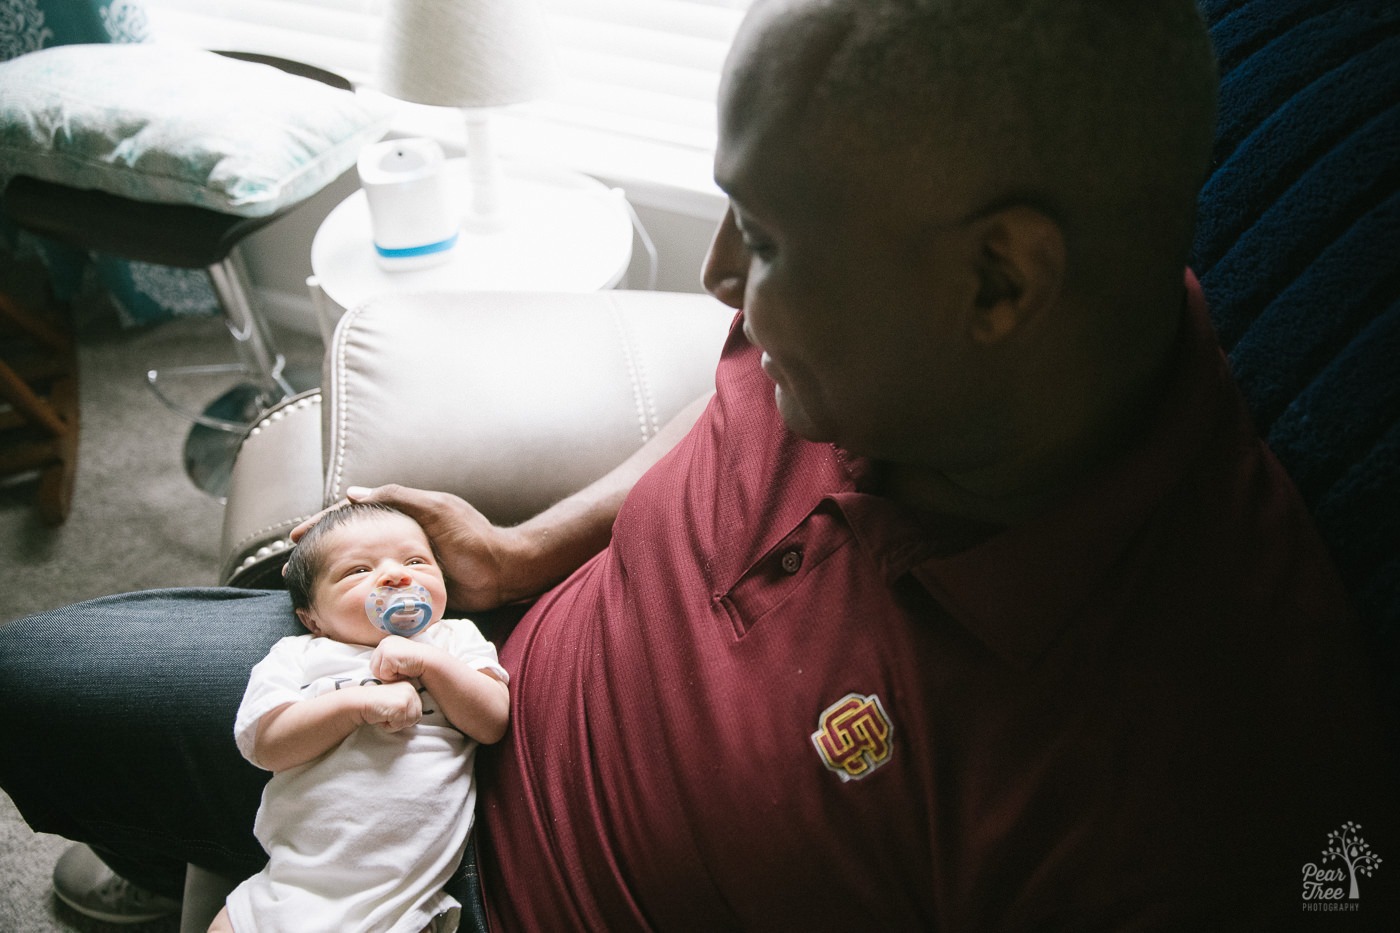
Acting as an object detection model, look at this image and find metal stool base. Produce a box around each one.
[183,382,266,499]
[181,361,319,499]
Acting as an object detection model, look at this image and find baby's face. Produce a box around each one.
[298,512,448,646]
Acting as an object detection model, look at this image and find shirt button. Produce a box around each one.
[780,549,803,574]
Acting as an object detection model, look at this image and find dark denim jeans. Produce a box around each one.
[0,587,489,931]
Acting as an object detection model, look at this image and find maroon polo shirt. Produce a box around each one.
[478,274,1395,930]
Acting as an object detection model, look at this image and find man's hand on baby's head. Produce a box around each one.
[359,679,422,733]
[333,484,518,612]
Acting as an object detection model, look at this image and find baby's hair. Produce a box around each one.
[284,501,412,612]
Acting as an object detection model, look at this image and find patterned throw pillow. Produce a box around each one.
[0,43,392,217]
[0,0,148,61]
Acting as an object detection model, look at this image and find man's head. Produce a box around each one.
[704,0,1217,487]
[284,502,448,645]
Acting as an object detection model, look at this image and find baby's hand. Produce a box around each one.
[370,634,436,683]
[359,680,422,733]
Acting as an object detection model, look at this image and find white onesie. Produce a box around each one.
[225,619,506,933]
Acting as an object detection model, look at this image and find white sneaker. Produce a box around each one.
[52,843,182,924]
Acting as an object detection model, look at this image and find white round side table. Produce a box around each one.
[309,158,634,340]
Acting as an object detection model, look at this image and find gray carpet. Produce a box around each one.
[0,261,319,932]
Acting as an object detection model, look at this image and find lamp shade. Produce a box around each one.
[378,0,554,108]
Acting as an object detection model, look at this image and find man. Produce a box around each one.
[1,0,1393,929]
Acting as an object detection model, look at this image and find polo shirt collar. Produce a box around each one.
[835,272,1237,669]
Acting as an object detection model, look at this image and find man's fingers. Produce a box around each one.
[354,484,456,528]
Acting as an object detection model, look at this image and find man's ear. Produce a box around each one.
[295,607,321,636]
[967,204,1066,345]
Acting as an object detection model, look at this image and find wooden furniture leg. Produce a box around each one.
[0,290,79,524]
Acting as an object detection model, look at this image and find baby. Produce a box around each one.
[211,502,509,933]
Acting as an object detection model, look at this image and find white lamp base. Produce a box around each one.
[462,108,507,232]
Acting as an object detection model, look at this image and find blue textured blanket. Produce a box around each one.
[1193,0,1399,654]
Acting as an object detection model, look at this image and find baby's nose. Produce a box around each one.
[377,567,412,588]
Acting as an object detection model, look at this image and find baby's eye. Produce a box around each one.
[341,566,371,579]
[406,557,427,566]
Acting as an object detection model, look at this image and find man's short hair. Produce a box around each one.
[792,0,1219,273]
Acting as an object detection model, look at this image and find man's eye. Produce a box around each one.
[743,236,776,260]
[732,212,775,260]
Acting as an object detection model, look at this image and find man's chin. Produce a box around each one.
[774,385,829,444]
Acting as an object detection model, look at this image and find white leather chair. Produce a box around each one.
[186,288,733,929]
[219,288,732,586]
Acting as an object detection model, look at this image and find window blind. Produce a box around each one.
[141,1,384,85]
[142,0,750,155]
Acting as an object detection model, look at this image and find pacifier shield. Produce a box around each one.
[365,583,434,637]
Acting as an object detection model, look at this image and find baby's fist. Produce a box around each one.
[371,634,433,683]
[361,680,422,732]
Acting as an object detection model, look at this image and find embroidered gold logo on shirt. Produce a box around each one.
[811,692,893,781]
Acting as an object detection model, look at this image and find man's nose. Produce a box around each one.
[702,204,747,310]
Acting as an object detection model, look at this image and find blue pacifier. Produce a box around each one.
[365,583,435,637]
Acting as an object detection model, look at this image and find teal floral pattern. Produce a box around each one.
[0,0,54,59]
[99,0,149,43]
[122,260,218,324]
[1,0,216,327]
